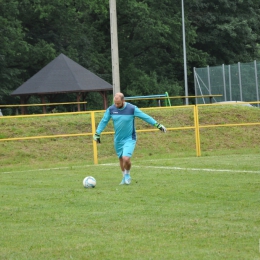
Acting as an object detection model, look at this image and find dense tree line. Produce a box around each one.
[1,0,260,112]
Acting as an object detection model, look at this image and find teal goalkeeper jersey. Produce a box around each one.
[96,102,157,142]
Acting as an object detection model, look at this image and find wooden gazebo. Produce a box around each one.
[11,53,112,114]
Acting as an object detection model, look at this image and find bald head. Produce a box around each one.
[114,92,125,108]
[114,92,124,101]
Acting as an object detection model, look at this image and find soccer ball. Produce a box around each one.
[83,176,96,188]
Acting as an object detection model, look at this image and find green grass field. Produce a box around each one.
[1,105,260,259]
[1,155,260,259]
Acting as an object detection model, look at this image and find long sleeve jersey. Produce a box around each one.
[96,102,157,142]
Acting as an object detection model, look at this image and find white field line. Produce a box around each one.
[1,163,260,174]
[1,165,87,174]
[102,163,260,174]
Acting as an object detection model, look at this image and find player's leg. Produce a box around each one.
[115,142,126,184]
[122,156,131,170]
[119,157,126,184]
[122,156,131,184]
[122,140,136,184]
[119,157,124,171]
[115,140,136,185]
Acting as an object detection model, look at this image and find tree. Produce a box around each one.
[2,0,259,110]
[0,1,29,105]
[109,0,210,101]
[187,0,260,65]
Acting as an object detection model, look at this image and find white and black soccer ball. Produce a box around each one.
[83,176,96,188]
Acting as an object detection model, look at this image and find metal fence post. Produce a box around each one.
[207,65,211,95]
[238,62,243,101]
[194,67,198,104]
[194,105,201,157]
[229,65,232,101]
[254,60,259,108]
[222,64,227,101]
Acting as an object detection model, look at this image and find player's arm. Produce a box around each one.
[93,109,111,143]
[134,107,166,133]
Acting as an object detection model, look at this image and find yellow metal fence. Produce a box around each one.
[1,102,260,164]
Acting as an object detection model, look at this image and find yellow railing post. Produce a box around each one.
[194,105,201,156]
[193,105,198,156]
[91,111,98,164]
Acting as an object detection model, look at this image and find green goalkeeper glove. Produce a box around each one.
[154,122,167,133]
[93,133,101,143]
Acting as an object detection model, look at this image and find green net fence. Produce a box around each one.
[194,61,260,106]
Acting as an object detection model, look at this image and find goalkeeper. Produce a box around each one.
[93,92,166,185]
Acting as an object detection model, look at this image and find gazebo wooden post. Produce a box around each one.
[99,91,108,109]
[20,96,26,115]
[82,93,87,110]
[41,95,47,114]
[77,93,82,111]
[20,95,30,115]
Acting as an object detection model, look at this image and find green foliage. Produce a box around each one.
[118,1,186,89]
[0,0,259,108]
[188,0,260,65]
[0,1,29,103]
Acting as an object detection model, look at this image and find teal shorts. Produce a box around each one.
[114,140,136,158]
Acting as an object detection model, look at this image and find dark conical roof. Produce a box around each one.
[11,53,112,96]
